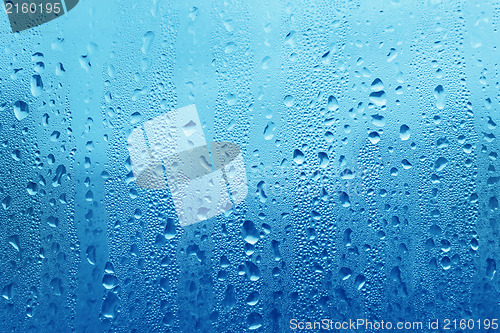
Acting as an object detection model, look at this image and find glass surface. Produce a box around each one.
[0,0,499,332]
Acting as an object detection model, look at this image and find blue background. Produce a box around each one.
[0,0,499,332]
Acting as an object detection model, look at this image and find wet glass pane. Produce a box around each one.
[0,0,499,332]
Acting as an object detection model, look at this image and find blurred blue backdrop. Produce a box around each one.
[0,0,499,332]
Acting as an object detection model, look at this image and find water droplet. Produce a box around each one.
[368,131,380,144]
[339,192,351,207]
[369,91,387,106]
[401,159,412,169]
[13,101,29,121]
[339,267,352,280]
[434,157,448,171]
[102,275,118,289]
[226,93,237,105]
[370,78,384,91]
[101,293,119,319]
[142,31,155,54]
[284,95,294,107]
[27,182,37,195]
[47,216,59,227]
[371,114,386,127]
[399,124,410,140]
[164,218,176,239]
[247,312,263,330]
[222,285,236,310]
[354,275,366,290]
[318,152,329,168]
[1,283,14,300]
[263,121,276,140]
[131,112,142,124]
[341,169,355,180]
[327,95,339,111]
[225,42,237,53]
[486,259,496,280]
[242,220,259,245]
[86,246,96,265]
[293,149,305,164]
[261,56,271,69]
[2,196,13,210]
[7,235,20,251]
[30,75,43,97]
[434,85,445,109]
[246,291,260,306]
[441,256,451,270]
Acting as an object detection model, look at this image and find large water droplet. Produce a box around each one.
[293,149,305,164]
[13,101,29,121]
[31,75,43,97]
[354,275,366,290]
[434,85,445,109]
[339,267,352,280]
[7,235,20,251]
[370,78,384,91]
[327,95,339,111]
[284,95,294,107]
[318,152,329,168]
[441,256,451,270]
[102,275,119,289]
[371,114,386,127]
[247,312,263,330]
[400,124,411,140]
[368,131,380,144]
[242,220,259,245]
[434,157,448,171]
[339,192,351,207]
[369,91,387,106]
[101,293,119,319]
[142,31,155,54]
